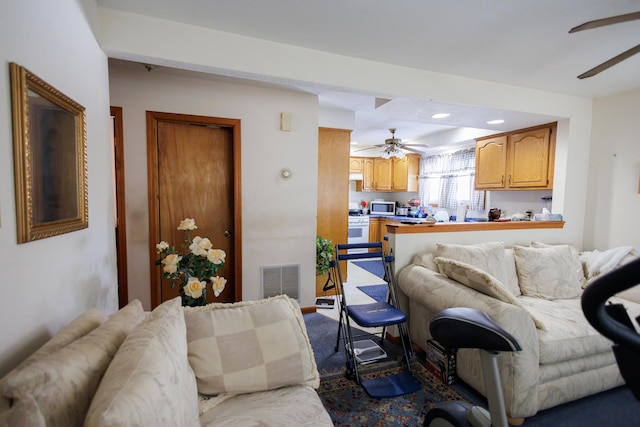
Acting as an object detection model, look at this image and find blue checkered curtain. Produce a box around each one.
[418,148,485,211]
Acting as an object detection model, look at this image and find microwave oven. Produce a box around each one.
[369,201,396,215]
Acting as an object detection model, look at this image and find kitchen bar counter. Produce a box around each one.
[385,220,565,234]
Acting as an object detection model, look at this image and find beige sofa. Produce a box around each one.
[0,295,332,426]
[396,241,640,423]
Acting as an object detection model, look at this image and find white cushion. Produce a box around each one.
[184,295,319,396]
[0,307,107,410]
[504,248,522,296]
[435,257,546,330]
[436,242,509,286]
[85,297,200,427]
[412,252,438,271]
[514,245,584,299]
[0,300,144,426]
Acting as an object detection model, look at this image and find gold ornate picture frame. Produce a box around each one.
[10,63,88,243]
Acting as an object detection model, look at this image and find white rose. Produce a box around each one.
[156,241,169,253]
[189,236,212,256]
[161,253,182,274]
[178,218,197,231]
[207,249,226,265]
[183,277,205,299]
[210,276,227,297]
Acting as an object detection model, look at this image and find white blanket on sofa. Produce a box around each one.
[581,246,639,279]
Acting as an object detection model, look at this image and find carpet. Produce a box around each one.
[352,260,385,279]
[318,362,466,426]
[304,312,640,427]
[357,284,388,302]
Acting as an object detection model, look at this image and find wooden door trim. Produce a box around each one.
[111,106,128,308]
[146,111,242,308]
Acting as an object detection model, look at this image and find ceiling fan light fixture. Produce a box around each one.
[382,145,406,159]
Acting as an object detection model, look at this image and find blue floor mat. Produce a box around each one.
[352,260,385,279]
[357,284,388,302]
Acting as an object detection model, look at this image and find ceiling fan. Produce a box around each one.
[357,128,429,159]
[570,11,640,79]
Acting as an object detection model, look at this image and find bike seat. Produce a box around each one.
[430,307,521,352]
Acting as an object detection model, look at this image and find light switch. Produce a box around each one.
[280,112,292,131]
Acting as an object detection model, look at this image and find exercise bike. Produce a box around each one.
[582,256,640,402]
[423,307,521,427]
[425,258,640,427]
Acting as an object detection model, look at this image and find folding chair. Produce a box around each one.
[329,241,421,398]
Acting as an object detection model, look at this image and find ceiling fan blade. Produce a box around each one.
[401,146,426,154]
[578,43,640,79]
[402,144,430,148]
[569,11,640,33]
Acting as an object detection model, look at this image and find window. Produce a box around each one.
[418,148,485,211]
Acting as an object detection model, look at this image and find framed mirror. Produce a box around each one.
[10,63,88,243]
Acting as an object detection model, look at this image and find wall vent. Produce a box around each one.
[261,264,300,300]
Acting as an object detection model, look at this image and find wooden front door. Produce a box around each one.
[147,112,242,307]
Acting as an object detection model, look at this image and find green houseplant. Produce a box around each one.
[316,236,335,276]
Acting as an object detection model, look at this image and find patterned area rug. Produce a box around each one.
[318,362,468,426]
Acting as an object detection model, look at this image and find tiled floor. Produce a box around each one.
[316,261,385,334]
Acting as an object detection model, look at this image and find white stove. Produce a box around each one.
[347,214,370,253]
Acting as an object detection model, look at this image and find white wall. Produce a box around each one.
[0,0,117,377]
[585,88,640,250]
[108,65,321,309]
[96,8,594,256]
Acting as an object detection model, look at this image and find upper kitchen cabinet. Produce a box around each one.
[361,158,374,191]
[475,123,556,190]
[349,157,364,174]
[393,155,419,192]
[373,158,393,191]
[355,154,419,192]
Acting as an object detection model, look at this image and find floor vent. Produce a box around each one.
[261,264,300,300]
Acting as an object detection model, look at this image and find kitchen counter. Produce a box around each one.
[385,220,565,234]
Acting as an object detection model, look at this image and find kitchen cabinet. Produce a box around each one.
[362,158,374,191]
[357,154,419,192]
[349,157,363,173]
[475,123,556,190]
[393,154,419,192]
[373,158,393,191]
[369,217,390,253]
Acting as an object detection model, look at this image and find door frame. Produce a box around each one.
[111,106,128,308]
[146,111,243,308]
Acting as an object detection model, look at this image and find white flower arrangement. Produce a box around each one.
[155,218,227,306]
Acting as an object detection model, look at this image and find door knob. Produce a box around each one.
[224,230,232,237]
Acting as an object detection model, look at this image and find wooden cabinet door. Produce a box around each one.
[393,157,409,191]
[374,158,393,191]
[349,157,363,173]
[362,158,374,191]
[475,136,507,189]
[369,217,380,242]
[404,154,420,192]
[508,127,551,188]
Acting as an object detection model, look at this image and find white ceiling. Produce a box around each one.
[98,0,640,151]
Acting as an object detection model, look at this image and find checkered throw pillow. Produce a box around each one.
[183,296,319,396]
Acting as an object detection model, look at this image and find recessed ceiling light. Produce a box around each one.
[431,113,450,119]
[486,119,505,125]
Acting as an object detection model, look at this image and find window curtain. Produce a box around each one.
[418,148,485,211]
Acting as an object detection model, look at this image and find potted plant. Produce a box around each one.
[316,236,335,276]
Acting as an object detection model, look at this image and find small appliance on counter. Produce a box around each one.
[395,205,409,216]
[369,200,396,215]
